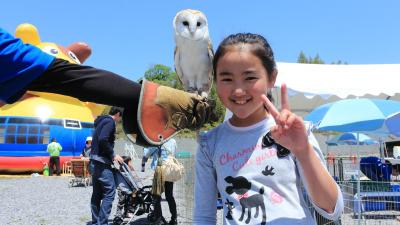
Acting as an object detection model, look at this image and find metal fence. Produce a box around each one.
[147,152,400,224]
[174,153,196,224]
[324,157,400,224]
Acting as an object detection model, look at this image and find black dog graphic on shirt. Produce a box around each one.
[225,176,266,225]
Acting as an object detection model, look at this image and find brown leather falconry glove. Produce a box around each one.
[122,79,214,146]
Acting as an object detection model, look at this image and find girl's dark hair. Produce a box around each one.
[213,33,276,101]
[213,33,276,79]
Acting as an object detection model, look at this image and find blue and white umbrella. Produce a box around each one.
[305,98,400,220]
[326,132,378,146]
[305,98,400,135]
[386,112,400,137]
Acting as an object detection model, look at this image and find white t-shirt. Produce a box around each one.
[194,117,343,225]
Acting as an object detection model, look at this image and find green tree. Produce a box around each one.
[144,64,177,88]
[308,56,313,64]
[312,54,324,64]
[297,51,347,65]
[297,51,307,63]
[208,82,226,124]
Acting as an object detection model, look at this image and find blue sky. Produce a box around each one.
[2,0,399,82]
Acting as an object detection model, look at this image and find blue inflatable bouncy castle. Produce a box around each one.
[0,24,105,173]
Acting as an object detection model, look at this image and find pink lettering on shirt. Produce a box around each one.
[219,144,277,171]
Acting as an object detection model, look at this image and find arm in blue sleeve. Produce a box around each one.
[193,137,218,225]
[0,28,54,103]
[297,133,344,221]
[143,146,157,158]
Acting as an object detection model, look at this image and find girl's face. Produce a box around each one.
[216,47,276,127]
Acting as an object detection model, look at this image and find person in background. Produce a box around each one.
[47,138,62,176]
[81,136,93,158]
[142,138,178,225]
[80,136,94,175]
[90,107,124,225]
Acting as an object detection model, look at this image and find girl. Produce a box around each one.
[194,33,343,225]
[142,138,178,225]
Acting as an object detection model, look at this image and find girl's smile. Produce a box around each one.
[216,47,276,127]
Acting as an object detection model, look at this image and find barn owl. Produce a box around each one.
[173,9,213,98]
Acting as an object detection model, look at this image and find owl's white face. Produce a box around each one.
[173,10,209,41]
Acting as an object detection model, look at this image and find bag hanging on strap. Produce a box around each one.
[162,156,184,182]
[152,146,165,196]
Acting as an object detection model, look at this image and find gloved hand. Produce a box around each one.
[122,80,216,146]
[155,85,212,130]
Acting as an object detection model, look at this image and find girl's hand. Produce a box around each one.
[261,84,310,157]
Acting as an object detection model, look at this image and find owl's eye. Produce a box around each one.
[42,46,59,56]
[182,21,189,26]
[197,22,201,27]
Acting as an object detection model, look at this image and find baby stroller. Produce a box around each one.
[113,162,155,225]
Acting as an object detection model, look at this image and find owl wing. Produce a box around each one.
[174,46,184,87]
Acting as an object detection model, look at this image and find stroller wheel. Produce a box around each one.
[147,213,167,225]
[112,216,124,225]
[147,212,155,222]
[147,212,161,223]
[68,179,73,188]
[84,178,90,187]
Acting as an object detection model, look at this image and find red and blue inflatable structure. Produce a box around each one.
[0,24,105,173]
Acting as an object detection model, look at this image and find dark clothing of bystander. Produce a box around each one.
[91,115,116,165]
[90,114,119,225]
[49,156,60,176]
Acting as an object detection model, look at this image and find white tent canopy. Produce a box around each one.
[275,62,400,98]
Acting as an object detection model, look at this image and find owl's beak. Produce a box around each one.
[189,26,196,35]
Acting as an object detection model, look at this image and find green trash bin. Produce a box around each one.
[43,164,49,176]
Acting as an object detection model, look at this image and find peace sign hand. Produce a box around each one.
[261,84,310,157]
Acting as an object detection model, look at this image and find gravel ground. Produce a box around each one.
[0,158,197,225]
[0,156,222,225]
[0,138,212,225]
[0,175,94,225]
